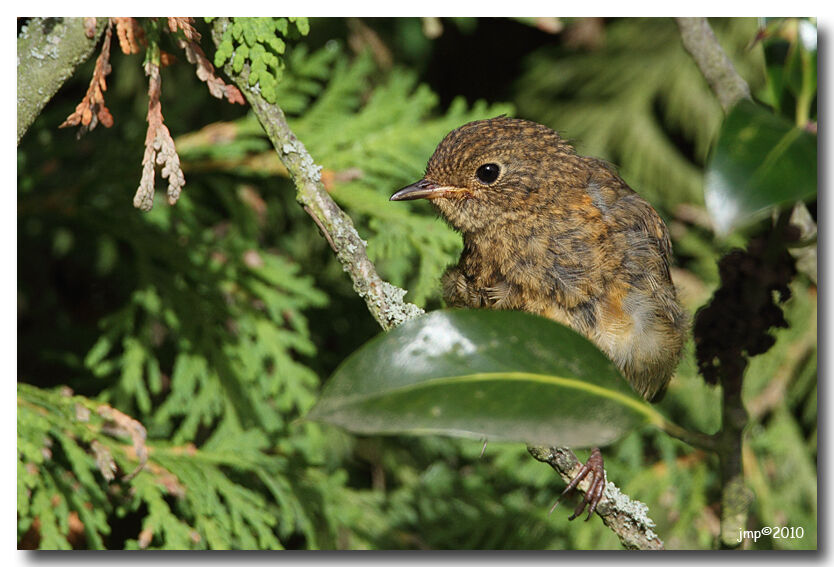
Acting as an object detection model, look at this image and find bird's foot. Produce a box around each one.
[549,447,606,521]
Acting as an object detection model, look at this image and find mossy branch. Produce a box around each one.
[17,17,107,144]
[212,17,664,550]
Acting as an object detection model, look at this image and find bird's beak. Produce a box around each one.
[390,179,442,201]
[390,179,469,201]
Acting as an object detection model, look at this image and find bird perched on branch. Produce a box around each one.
[391,116,688,519]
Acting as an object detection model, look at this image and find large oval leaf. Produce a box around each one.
[705,99,817,235]
[308,309,657,447]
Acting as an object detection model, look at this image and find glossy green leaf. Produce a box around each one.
[308,309,658,447]
[705,100,817,235]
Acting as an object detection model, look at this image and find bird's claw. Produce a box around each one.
[549,447,606,521]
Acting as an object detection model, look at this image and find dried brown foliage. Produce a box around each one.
[90,440,117,482]
[168,17,200,41]
[134,61,186,211]
[113,17,145,54]
[159,50,177,66]
[61,17,246,210]
[59,21,114,134]
[96,402,149,481]
[178,38,245,104]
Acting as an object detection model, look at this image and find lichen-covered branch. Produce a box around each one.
[527,446,664,550]
[17,17,107,144]
[211,18,422,331]
[211,17,662,549]
[675,17,751,113]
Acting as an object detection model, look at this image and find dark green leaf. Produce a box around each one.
[704,100,817,235]
[308,309,657,447]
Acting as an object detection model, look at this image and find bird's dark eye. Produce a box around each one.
[476,163,500,184]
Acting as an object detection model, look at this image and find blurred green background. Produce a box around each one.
[18,17,816,549]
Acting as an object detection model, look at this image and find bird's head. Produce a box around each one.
[390,117,578,233]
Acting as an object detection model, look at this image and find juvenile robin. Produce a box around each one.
[391,116,688,520]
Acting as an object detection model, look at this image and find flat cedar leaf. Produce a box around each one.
[704,99,817,235]
[275,18,288,36]
[308,309,656,447]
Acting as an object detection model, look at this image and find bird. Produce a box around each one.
[390,116,688,520]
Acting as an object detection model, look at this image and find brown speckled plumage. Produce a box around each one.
[393,116,688,402]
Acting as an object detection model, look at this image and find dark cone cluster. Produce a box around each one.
[694,227,798,388]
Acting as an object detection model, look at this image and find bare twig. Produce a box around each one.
[675,17,751,113]
[786,203,817,285]
[212,17,663,549]
[716,382,753,548]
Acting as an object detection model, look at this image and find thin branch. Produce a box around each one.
[675,17,751,113]
[17,17,108,144]
[211,17,663,550]
[717,387,753,548]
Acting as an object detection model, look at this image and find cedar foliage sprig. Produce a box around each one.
[59,20,114,134]
[134,60,185,211]
[211,17,310,104]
